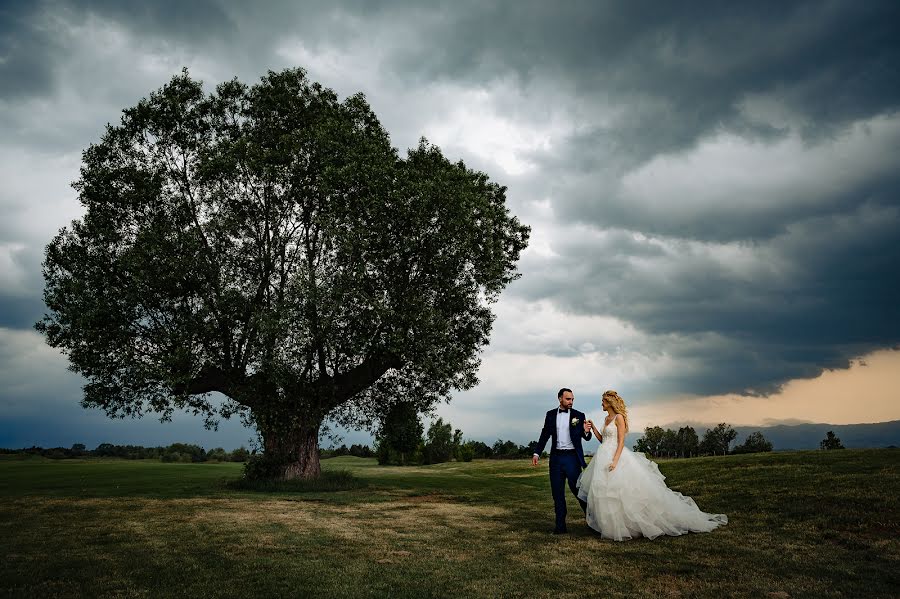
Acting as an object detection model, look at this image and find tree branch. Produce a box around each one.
[171,363,229,396]
[324,351,402,410]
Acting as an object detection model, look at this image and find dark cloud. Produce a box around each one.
[1,0,898,416]
[510,194,900,394]
[0,0,235,101]
[0,2,60,100]
[0,294,44,330]
[455,3,896,127]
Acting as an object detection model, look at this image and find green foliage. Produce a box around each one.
[95,443,163,459]
[375,402,423,465]
[660,428,678,456]
[320,444,374,459]
[700,423,738,455]
[36,67,530,478]
[229,447,251,462]
[820,430,845,450]
[490,439,533,459]
[423,418,454,464]
[162,443,206,462]
[160,452,192,463]
[227,469,366,493]
[633,425,666,456]
[675,426,700,457]
[732,431,774,454]
[456,441,475,462]
[636,425,722,458]
[0,442,254,462]
[241,453,296,480]
[467,440,494,459]
[206,447,228,462]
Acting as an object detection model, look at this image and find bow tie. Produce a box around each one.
[558,408,569,413]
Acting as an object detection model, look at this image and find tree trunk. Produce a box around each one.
[256,413,322,480]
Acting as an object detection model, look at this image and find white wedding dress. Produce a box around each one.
[577,418,727,541]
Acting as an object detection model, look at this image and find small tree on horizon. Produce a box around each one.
[820,430,845,450]
[633,426,666,457]
[423,417,454,464]
[375,401,423,466]
[700,423,737,456]
[732,431,774,454]
[675,426,700,458]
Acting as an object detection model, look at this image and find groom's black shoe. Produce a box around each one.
[551,528,568,535]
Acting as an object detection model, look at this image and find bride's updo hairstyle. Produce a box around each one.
[602,390,629,433]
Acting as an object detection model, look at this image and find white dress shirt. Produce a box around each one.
[555,409,575,450]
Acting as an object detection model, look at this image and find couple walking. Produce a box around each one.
[532,388,727,540]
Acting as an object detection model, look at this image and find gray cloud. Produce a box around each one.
[0,0,236,100]
[0,0,898,448]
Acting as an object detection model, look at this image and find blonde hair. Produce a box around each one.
[602,390,629,433]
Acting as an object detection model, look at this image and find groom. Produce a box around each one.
[532,388,593,534]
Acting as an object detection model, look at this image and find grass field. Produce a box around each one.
[1,449,898,598]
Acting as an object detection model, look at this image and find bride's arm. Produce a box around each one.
[591,420,602,442]
[609,415,625,470]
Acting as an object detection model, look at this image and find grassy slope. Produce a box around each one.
[1,449,897,598]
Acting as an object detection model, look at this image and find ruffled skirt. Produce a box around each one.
[576,445,727,541]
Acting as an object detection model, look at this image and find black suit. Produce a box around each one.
[533,408,592,532]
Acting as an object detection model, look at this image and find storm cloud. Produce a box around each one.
[1,0,898,444]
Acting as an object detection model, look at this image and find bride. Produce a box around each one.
[577,390,727,541]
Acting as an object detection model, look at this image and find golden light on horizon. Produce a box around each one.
[631,348,900,429]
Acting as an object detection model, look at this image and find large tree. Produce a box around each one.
[37,68,529,479]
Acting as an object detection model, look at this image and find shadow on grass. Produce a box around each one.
[224,469,368,493]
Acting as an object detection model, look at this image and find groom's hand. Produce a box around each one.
[531,454,539,467]
[584,420,592,433]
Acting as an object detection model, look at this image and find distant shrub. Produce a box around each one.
[820,431,845,450]
[206,447,228,462]
[229,447,251,462]
[491,439,532,459]
[349,444,374,458]
[456,442,475,462]
[160,452,193,463]
[227,469,367,493]
[732,431,774,454]
[241,454,287,480]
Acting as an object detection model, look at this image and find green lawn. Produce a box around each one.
[1,449,897,598]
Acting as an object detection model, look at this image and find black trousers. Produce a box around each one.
[549,451,587,531]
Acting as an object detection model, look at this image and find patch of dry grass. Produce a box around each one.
[1,450,898,598]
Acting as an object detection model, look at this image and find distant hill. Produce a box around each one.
[731,420,900,450]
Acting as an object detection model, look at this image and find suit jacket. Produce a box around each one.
[533,408,593,468]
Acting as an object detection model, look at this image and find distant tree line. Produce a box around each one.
[12,422,841,466]
[633,423,774,457]
[374,403,538,466]
[0,433,540,466]
[320,444,376,459]
[631,424,851,457]
[0,442,386,462]
[0,443,252,462]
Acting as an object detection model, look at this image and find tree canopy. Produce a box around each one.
[700,423,738,455]
[37,68,529,479]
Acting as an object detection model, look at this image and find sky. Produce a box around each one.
[1,0,899,450]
